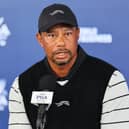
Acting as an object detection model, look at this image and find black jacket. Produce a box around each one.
[19,46,116,129]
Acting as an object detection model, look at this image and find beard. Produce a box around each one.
[50,48,73,66]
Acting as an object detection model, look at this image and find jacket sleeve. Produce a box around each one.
[8,77,32,129]
[101,70,129,129]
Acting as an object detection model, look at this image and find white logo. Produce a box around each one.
[55,100,70,107]
[79,27,112,44]
[0,79,8,111]
[0,17,11,47]
[49,10,64,16]
[31,91,54,105]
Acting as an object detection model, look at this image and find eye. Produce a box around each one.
[65,31,73,36]
[47,33,56,38]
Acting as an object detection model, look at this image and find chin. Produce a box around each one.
[54,59,71,66]
[55,61,69,66]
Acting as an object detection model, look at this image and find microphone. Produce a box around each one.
[31,75,57,129]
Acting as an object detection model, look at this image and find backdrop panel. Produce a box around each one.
[0,1,129,129]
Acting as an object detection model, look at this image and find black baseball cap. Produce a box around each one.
[38,3,78,32]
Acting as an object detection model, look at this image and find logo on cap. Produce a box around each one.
[49,10,64,16]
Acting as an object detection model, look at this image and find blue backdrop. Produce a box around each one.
[0,0,129,129]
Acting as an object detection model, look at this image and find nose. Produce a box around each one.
[56,33,65,47]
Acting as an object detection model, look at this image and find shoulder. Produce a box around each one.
[18,59,47,91]
[18,59,47,96]
[19,59,45,78]
[85,55,117,72]
[88,55,116,68]
[80,54,117,79]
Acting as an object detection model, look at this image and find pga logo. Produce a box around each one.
[0,79,8,111]
[36,94,48,100]
[0,17,11,47]
[31,91,54,105]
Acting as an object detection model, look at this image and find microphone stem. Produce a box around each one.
[36,105,47,129]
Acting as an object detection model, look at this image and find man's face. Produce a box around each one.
[36,24,80,66]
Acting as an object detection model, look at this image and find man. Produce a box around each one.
[8,3,129,129]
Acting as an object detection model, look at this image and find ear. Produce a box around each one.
[76,28,80,40]
[36,33,44,48]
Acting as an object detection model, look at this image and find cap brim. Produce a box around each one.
[39,19,77,32]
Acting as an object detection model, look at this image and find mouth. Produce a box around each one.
[55,52,69,59]
[51,49,72,65]
[54,49,70,58]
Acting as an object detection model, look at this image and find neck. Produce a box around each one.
[48,55,77,78]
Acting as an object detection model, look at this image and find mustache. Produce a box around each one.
[53,49,71,55]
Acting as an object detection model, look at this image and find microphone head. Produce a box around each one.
[38,75,57,91]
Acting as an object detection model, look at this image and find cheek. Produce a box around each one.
[70,41,78,55]
[68,39,78,51]
[43,44,54,57]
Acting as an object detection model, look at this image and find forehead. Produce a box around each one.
[46,24,74,32]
